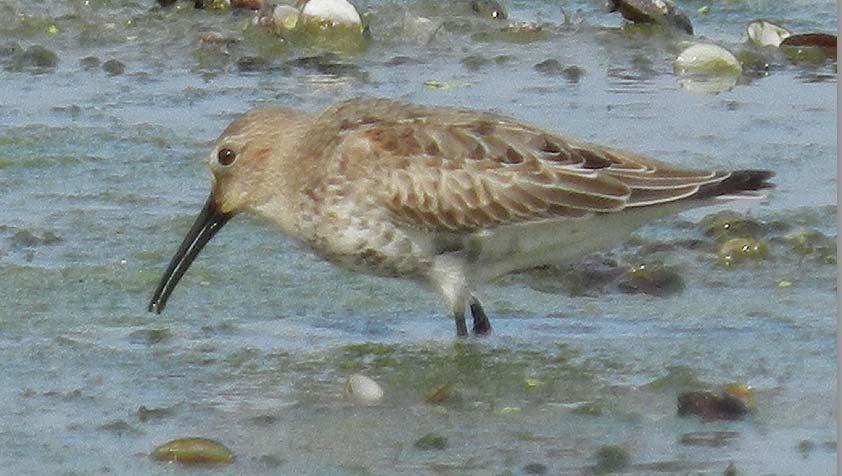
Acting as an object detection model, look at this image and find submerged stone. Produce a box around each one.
[151,437,234,465]
[461,54,490,71]
[679,431,740,448]
[9,229,62,248]
[8,45,58,72]
[287,54,368,80]
[781,33,837,51]
[674,43,741,76]
[607,0,693,35]
[780,34,837,63]
[102,59,126,76]
[423,80,467,90]
[523,462,548,474]
[534,58,564,75]
[80,56,100,70]
[414,433,447,450]
[572,402,603,416]
[236,55,272,72]
[734,49,772,78]
[594,445,631,473]
[677,391,750,420]
[425,383,456,404]
[473,22,547,43]
[617,264,685,297]
[98,419,141,435]
[137,405,174,422]
[128,328,170,345]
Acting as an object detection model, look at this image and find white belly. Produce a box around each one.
[414,202,693,286]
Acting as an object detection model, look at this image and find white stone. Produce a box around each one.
[674,43,742,76]
[746,20,791,48]
[344,374,383,404]
[301,0,362,25]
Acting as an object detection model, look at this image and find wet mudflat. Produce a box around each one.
[0,1,836,475]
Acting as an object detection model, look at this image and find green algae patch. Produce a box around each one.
[718,238,768,268]
[274,17,368,54]
[15,15,63,37]
[0,155,80,169]
[4,45,58,73]
[296,342,593,410]
[151,437,233,465]
[700,211,767,241]
[781,229,836,263]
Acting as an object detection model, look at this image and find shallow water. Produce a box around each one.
[0,0,836,475]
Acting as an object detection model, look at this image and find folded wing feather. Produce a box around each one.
[311,98,732,233]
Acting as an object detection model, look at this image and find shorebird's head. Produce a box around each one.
[148,107,312,314]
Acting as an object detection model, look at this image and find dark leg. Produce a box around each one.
[454,307,468,337]
[469,295,492,335]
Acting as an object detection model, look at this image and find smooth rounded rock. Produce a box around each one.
[301,0,361,25]
[607,0,693,34]
[151,437,234,465]
[746,20,791,47]
[344,373,383,404]
[674,43,742,76]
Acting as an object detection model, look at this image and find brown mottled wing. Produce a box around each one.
[312,98,727,233]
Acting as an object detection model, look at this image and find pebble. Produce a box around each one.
[607,0,693,35]
[674,43,742,76]
[300,0,362,25]
[780,33,837,50]
[151,437,234,465]
[344,373,383,404]
[746,20,791,48]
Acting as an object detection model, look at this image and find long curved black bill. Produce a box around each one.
[148,194,233,314]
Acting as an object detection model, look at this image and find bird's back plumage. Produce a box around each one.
[296,98,770,235]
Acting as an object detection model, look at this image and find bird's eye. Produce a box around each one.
[217,148,237,166]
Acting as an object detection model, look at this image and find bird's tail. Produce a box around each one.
[696,170,775,200]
